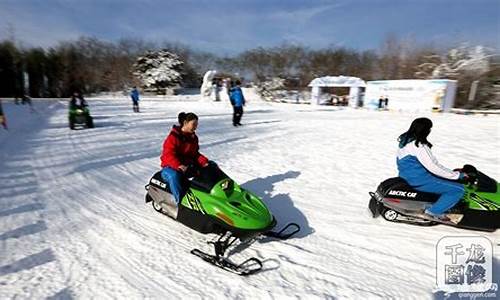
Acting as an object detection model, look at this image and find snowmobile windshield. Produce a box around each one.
[190,163,230,193]
[475,171,497,193]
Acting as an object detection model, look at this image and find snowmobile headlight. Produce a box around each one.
[220,180,230,190]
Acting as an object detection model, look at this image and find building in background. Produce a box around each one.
[308,76,366,107]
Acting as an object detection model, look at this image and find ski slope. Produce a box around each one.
[0,94,499,299]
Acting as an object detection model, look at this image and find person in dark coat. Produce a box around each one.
[69,92,88,109]
[160,112,209,204]
[229,80,245,126]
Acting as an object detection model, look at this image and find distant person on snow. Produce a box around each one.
[213,79,222,101]
[69,92,88,109]
[229,80,245,126]
[378,96,384,109]
[160,112,210,204]
[224,78,232,98]
[397,117,468,221]
[130,86,140,112]
[22,94,35,113]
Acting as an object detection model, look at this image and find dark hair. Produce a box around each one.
[235,80,241,86]
[398,117,433,148]
[178,112,198,126]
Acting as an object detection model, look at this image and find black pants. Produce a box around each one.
[233,106,243,125]
[133,100,139,112]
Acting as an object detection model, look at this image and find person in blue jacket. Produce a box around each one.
[397,117,468,221]
[229,80,245,126]
[131,86,140,113]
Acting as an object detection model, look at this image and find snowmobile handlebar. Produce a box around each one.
[184,165,200,178]
[454,164,479,185]
[184,161,218,178]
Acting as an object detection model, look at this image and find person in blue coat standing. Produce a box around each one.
[229,80,245,126]
[131,86,140,113]
[397,117,468,222]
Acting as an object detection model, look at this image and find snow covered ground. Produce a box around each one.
[0,94,499,299]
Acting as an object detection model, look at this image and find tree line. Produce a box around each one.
[0,35,497,107]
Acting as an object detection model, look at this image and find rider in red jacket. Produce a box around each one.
[160,112,209,204]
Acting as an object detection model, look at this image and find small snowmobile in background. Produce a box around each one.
[369,165,500,231]
[69,106,94,129]
[145,162,300,275]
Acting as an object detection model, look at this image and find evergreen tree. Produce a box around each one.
[0,41,23,97]
[133,50,183,94]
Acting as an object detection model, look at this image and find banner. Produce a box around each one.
[364,79,457,112]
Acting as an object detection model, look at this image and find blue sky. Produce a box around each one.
[0,0,498,54]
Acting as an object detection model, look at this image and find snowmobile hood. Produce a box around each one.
[189,179,274,231]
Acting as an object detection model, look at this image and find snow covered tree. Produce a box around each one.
[255,77,286,101]
[414,45,490,79]
[414,45,497,108]
[133,50,183,93]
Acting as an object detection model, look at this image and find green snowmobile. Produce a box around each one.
[369,165,500,231]
[69,104,94,130]
[145,162,300,275]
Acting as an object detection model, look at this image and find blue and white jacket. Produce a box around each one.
[397,142,460,186]
[229,87,245,107]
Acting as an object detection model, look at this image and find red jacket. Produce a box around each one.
[160,126,208,170]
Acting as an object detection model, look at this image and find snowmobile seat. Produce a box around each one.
[149,171,172,193]
[377,177,441,202]
[378,177,415,195]
[151,164,231,194]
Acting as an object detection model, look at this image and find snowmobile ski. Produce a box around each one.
[264,222,301,239]
[190,249,263,276]
[190,232,263,276]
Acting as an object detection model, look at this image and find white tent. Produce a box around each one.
[308,76,366,106]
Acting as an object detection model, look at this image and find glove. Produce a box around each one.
[458,172,468,180]
[184,165,199,178]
